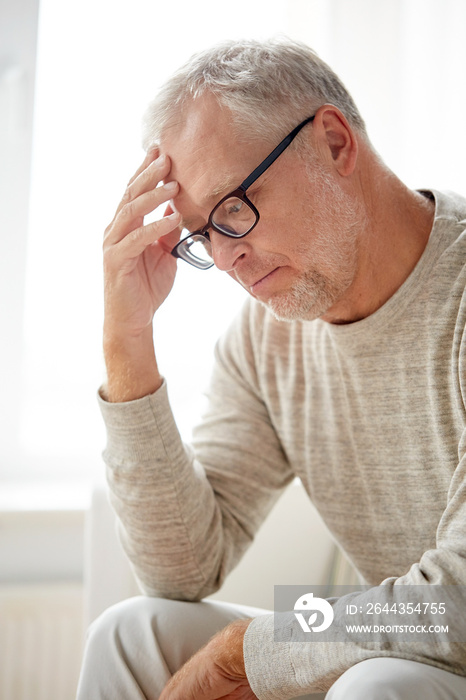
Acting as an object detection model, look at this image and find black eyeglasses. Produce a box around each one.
[170,115,315,270]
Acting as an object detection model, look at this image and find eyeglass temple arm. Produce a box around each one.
[239,115,315,192]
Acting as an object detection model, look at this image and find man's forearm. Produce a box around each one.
[103,325,163,402]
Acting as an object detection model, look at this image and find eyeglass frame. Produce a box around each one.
[170,114,316,269]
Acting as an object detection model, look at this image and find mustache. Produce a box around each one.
[233,254,290,287]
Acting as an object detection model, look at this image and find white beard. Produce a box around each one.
[264,162,366,322]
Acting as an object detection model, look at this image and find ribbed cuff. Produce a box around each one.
[244,613,301,700]
[97,380,184,465]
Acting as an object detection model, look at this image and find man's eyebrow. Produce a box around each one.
[180,174,241,231]
[201,174,239,203]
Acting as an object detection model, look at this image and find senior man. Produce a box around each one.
[77,39,466,699]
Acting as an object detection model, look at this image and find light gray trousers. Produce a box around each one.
[76,596,466,700]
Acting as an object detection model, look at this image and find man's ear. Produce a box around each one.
[313,104,358,177]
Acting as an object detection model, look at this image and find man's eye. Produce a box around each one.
[226,201,243,215]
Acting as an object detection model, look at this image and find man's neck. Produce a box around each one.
[321,162,435,325]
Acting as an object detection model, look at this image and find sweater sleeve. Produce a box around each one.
[243,323,466,698]
[99,300,294,601]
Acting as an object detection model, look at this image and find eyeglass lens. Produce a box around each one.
[176,195,257,268]
[176,234,213,269]
[212,196,257,236]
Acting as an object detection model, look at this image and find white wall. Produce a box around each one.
[2,0,466,611]
[3,0,466,485]
[0,0,40,469]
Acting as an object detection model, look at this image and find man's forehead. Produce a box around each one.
[161,136,240,204]
[160,95,264,202]
[166,147,240,207]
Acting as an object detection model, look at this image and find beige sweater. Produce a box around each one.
[100,189,466,697]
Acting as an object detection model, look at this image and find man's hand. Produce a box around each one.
[159,619,257,700]
[102,148,182,402]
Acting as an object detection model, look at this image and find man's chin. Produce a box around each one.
[256,291,325,323]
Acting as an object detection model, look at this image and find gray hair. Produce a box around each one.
[142,38,367,150]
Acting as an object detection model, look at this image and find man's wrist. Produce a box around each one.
[214,619,252,679]
[103,326,163,402]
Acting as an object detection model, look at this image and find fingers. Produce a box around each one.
[157,225,183,254]
[127,146,159,188]
[116,210,181,262]
[109,147,159,221]
[107,180,179,247]
[114,152,171,219]
[105,148,181,249]
[102,149,183,349]
[103,149,183,282]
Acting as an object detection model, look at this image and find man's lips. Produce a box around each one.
[245,267,281,295]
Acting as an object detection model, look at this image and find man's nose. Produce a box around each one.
[209,230,251,272]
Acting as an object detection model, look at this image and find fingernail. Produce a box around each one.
[168,211,180,220]
[157,154,167,166]
[163,181,177,191]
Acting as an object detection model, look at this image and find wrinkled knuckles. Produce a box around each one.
[103,225,119,250]
[102,245,120,273]
[121,185,134,205]
[119,200,136,222]
[127,226,145,246]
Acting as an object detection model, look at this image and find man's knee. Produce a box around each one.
[327,657,466,700]
[78,597,185,700]
[85,596,164,661]
[83,595,247,675]
[326,657,428,700]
